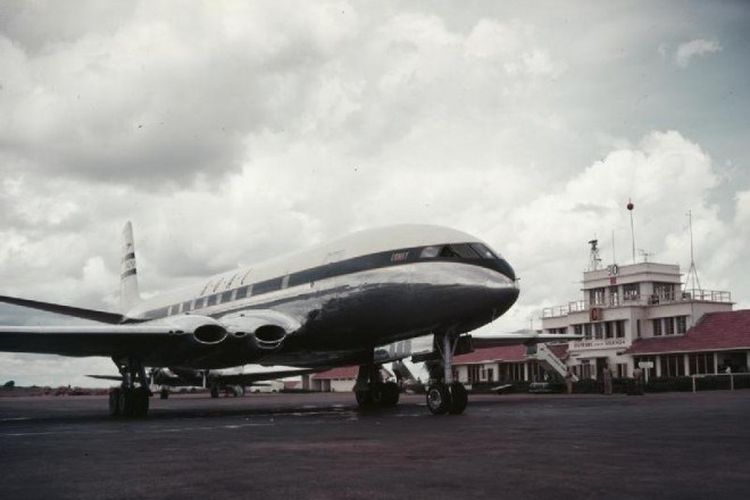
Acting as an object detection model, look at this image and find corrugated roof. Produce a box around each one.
[625,310,750,355]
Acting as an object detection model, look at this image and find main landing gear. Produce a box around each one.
[426,333,468,415]
[109,357,151,418]
[354,363,400,410]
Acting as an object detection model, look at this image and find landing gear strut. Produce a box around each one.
[426,332,468,415]
[354,363,400,410]
[109,357,151,418]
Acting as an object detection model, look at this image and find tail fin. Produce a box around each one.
[120,221,141,313]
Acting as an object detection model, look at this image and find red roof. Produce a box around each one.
[625,310,750,355]
[454,345,527,364]
[311,366,359,380]
[453,343,569,365]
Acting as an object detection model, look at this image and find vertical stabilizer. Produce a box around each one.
[120,221,141,313]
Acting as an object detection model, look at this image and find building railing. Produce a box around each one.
[542,301,585,318]
[542,289,732,318]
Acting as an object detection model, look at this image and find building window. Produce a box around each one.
[468,365,481,383]
[574,324,583,336]
[579,360,592,379]
[604,322,613,339]
[615,320,625,338]
[623,283,640,301]
[584,324,592,340]
[660,354,685,377]
[616,363,628,378]
[486,368,494,382]
[664,317,675,335]
[609,286,620,306]
[653,319,662,336]
[689,352,714,375]
[590,287,606,306]
[594,323,603,339]
[654,282,675,302]
[676,316,687,334]
[637,319,641,338]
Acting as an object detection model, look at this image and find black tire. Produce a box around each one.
[108,388,121,417]
[382,382,400,407]
[355,389,373,408]
[119,389,135,418]
[133,388,150,417]
[426,383,450,415]
[448,382,468,415]
[160,388,169,400]
[210,385,219,398]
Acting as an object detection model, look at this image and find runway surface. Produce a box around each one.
[1,390,749,499]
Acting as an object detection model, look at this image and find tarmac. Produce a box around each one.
[1,390,749,499]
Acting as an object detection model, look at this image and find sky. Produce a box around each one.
[1,0,749,386]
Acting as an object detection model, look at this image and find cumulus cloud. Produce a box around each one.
[673,38,722,67]
[0,2,747,385]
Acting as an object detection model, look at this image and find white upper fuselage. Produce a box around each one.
[127,224,505,321]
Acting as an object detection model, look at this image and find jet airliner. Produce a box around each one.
[0,223,576,416]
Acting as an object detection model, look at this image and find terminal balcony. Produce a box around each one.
[542,289,732,318]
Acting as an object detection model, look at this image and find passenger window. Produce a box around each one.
[281,275,290,289]
[182,300,192,312]
[221,290,233,303]
[236,286,248,300]
[207,294,218,307]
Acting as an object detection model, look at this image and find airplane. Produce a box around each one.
[0,222,580,417]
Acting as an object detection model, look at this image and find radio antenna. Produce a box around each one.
[684,210,702,291]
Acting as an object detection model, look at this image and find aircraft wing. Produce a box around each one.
[0,295,127,324]
[0,325,192,359]
[470,331,582,348]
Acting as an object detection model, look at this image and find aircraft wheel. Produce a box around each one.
[426,383,450,415]
[132,388,150,418]
[448,382,468,415]
[382,382,400,407]
[160,387,169,400]
[119,389,135,417]
[355,389,373,408]
[210,385,219,398]
[108,388,121,417]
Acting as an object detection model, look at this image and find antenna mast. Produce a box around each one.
[684,209,702,291]
[627,199,636,263]
[588,239,601,271]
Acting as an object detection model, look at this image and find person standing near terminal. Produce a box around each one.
[632,366,644,395]
[602,363,613,395]
[565,368,574,394]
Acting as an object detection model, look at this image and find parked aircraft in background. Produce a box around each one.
[0,223,578,417]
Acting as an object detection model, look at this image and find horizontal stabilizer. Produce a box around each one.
[0,295,125,324]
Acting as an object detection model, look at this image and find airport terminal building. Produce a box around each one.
[453,259,750,385]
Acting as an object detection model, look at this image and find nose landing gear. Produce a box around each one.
[426,333,468,415]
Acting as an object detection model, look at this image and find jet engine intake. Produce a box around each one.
[220,310,301,350]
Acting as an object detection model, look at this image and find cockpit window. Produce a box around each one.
[470,243,499,259]
[420,244,482,258]
[447,244,481,258]
[420,246,440,258]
